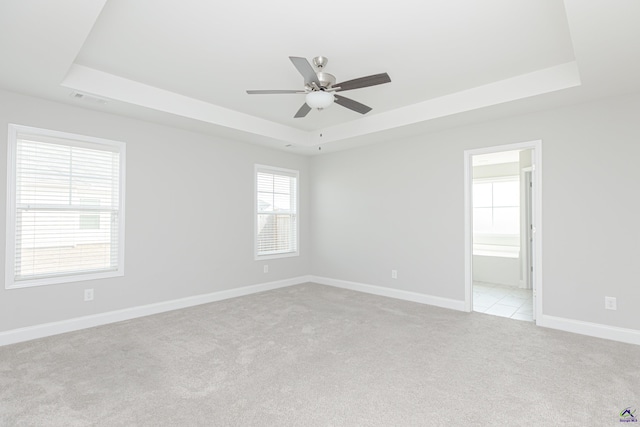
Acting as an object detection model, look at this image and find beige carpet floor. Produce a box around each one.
[1,283,639,426]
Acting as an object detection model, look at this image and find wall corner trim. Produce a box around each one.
[312,275,466,312]
[539,314,640,346]
[0,275,312,347]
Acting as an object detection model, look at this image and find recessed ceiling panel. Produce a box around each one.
[75,0,575,131]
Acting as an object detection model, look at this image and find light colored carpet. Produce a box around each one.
[1,283,639,426]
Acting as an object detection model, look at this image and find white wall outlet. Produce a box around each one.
[391,269,398,279]
[263,265,269,273]
[605,296,617,310]
[84,288,94,302]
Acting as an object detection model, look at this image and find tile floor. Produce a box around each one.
[473,281,533,321]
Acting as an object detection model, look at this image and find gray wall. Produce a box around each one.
[473,161,519,179]
[2,87,639,335]
[0,89,311,332]
[311,92,640,330]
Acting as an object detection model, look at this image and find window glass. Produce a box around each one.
[473,177,519,235]
[255,166,298,259]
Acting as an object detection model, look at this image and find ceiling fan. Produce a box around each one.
[246,56,391,118]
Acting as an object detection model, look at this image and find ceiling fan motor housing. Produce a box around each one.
[316,72,336,90]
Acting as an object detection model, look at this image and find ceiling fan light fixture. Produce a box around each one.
[246,56,391,117]
[305,91,334,110]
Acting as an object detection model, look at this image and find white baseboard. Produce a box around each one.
[313,276,640,346]
[312,275,466,312]
[5,275,638,348]
[538,314,640,346]
[0,275,312,347]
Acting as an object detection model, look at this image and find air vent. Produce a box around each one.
[69,92,108,105]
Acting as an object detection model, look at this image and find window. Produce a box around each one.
[472,176,520,257]
[473,176,520,235]
[255,165,298,259]
[5,124,126,289]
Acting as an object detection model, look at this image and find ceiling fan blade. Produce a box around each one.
[334,73,391,92]
[294,103,312,118]
[334,95,372,115]
[289,56,321,87]
[246,89,305,94]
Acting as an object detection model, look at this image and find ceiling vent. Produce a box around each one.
[69,91,108,105]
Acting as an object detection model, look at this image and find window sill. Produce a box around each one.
[473,245,519,259]
[255,251,299,261]
[6,269,123,290]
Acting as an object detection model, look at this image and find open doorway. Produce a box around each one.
[464,141,542,323]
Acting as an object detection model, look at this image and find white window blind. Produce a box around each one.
[255,165,298,259]
[5,124,126,288]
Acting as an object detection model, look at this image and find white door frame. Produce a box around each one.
[519,166,534,290]
[464,140,543,324]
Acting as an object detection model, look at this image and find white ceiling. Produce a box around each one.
[1,1,639,155]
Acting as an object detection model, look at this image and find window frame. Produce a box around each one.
[254,164,299,260]
[5,124,126,289]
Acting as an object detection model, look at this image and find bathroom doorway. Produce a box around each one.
[464,141,542,323]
